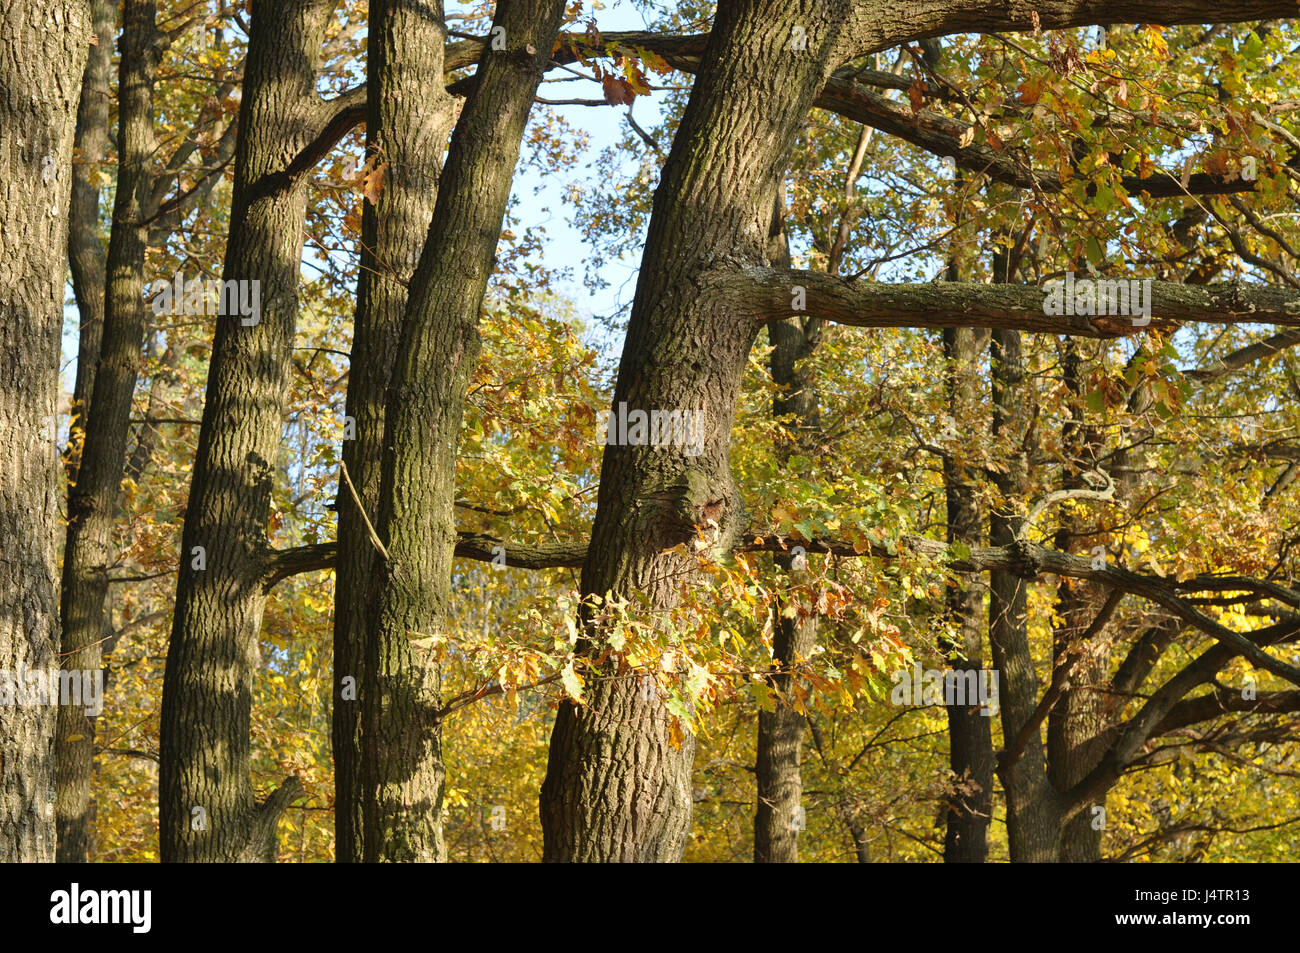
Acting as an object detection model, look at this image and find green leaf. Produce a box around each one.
[560,662,585,704]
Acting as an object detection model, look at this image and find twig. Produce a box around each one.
[339,461,389,560]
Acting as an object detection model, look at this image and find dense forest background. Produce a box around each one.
[2,0,1299,863]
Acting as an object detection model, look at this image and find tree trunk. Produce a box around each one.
[988,327,1062,862]
[755,194,819,863]
[941,322,993,862]
[1048,341,1105,862]
[333,0,456,864]
[541,0,855,863]
[0,0,90,863]
[56,0,161,864]
[65,0,114,484]
[159,0,337,862]
[359,0,565,862]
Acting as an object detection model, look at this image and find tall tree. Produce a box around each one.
[358,0,567,862]
[65,0,115,483]
[333,0,457,864]
[541,0,856,862]
[941,319,994,862]
[755,194,821,863]
[159,0,346,862]
[0,0,91,863]
[56,0,164,863]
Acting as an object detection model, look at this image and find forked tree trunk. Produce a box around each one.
[541,0,855,863]
[333,0,456,864]
[56,0,162,864]
[0,0,90,863]
[159,0,339,863]
[359,0,566,862]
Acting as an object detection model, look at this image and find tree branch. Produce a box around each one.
[1154,688,1300,735]
[716,266,1300,337]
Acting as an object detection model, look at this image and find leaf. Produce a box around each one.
[361,161,387,205]
[1094,184,1117,213]
[602,73,634,106]
[560,661,585,703]
[624,63,651,96]
[908,78,926,114]
[1016,77,1043,105]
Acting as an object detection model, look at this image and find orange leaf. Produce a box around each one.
[907,78,926,114]
[602,73,633,106]
[361,161,387,205]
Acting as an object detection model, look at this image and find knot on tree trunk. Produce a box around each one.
[1009,539,1045,579]
[647,466,732,554]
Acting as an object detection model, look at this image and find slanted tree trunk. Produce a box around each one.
[941,320,993,862]
[755,193,820,863]
[159,0,340,862]
[333,0,456,864]
[0,0,90,863]
[1048,342,1154,862]
[359,0,566,863]
[65,0,114,484]
[56,0,162,864]
[541,0,855,863]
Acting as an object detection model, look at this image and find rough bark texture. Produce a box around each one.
[836,0,1300,63]
[941,323,993,863]
[56,0,161,864]
[755,197,820,863]
[360,0,565,863]
[65,0,114,483]
[333,0,456,865]
[988,328,1062,862]
[725,268,1300,337]
[159,0,336,863]
[0,0,90,863]
[541,0,854,863]
[1047,341,1110,863]
[754,571,817,862]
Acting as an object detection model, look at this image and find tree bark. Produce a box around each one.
[333,0,456,864]
[65,0,114,484]
[541,0,855,863]
[0,0,90,863]
[755,193,820,863]
[359,0,565,862]
[56,0,162,864]
[159,0,337,863]
[988,328,1063,862]
[941,322,994,862]
[1047,341,1111,863]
